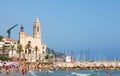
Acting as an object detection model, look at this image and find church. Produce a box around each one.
[19,17,46,62]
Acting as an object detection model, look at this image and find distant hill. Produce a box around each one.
[46,47,65,58]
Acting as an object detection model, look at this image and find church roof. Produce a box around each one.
[3,38,16,42]
[35,16,40,22]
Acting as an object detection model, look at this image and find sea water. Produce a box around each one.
[4,70,120,76]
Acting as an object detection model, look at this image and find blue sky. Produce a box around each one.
[0,0,120,60]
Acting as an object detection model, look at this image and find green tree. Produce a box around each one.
[45,54,49,60]
[0,36,3,42]
[25,41,31,62]
[0,56,9,61]
[0,37,4,52]
[35,46,38,62]
[10,45,15,59]
[45,54,54,63]
[2,45,6,55]
[17,44,23,60]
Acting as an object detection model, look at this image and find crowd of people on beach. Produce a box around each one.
[0,62,18,76]
[0,60,120,76]
[0,60,53,76]
[0,60,27,76]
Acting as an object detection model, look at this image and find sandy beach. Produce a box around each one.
[0,61,120,76]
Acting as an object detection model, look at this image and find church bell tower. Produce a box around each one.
[33,17,41,42]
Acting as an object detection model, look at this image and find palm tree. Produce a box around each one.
[17,44,23,60]
[0,36,3,42]
[35,46,38,62]
[2,45,6,56]
[0,36,3,53]
[45,54,49,62]
[25,41,31,62]
[11,44,15,59]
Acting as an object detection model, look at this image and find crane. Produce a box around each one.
[6,24,18,38]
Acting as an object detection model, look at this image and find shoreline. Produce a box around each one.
[0,61,120,75]
[0,61,120,76]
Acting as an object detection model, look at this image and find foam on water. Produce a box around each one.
[29,70,37,76]
[48,70,54,73]
[71,72,90,76]
[2,70,120,76]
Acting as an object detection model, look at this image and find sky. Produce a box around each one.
[0,0,120,60]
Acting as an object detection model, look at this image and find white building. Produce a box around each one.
[0,38,18,57]
[66,56,72,62]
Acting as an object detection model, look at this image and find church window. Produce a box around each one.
[28,41,31,44]
[37,27,39,32]
[29,49,31,54]
[25,50,27,53]
[43,46,44,49]
[43,51,45,54]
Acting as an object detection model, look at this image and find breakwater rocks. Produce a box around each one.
[53,62,120,70]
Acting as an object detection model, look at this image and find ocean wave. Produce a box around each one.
[45,70,54,73]
[48,70,54,73]
[71,72,90,76]
[29,70,38,76]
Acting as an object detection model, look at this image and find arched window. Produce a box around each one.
[42,46,44,49]
[25,50,27,53]
[43,51,45,54]
[28,41,31,44]
[29,49,31,54]
[22,50,23,52]
[37,27,39,32]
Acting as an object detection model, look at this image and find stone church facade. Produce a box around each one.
[19,17,46,62]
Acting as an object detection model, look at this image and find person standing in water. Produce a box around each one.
[5,66,10,76]
[107,71,112,76]
[22,67,27,76]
